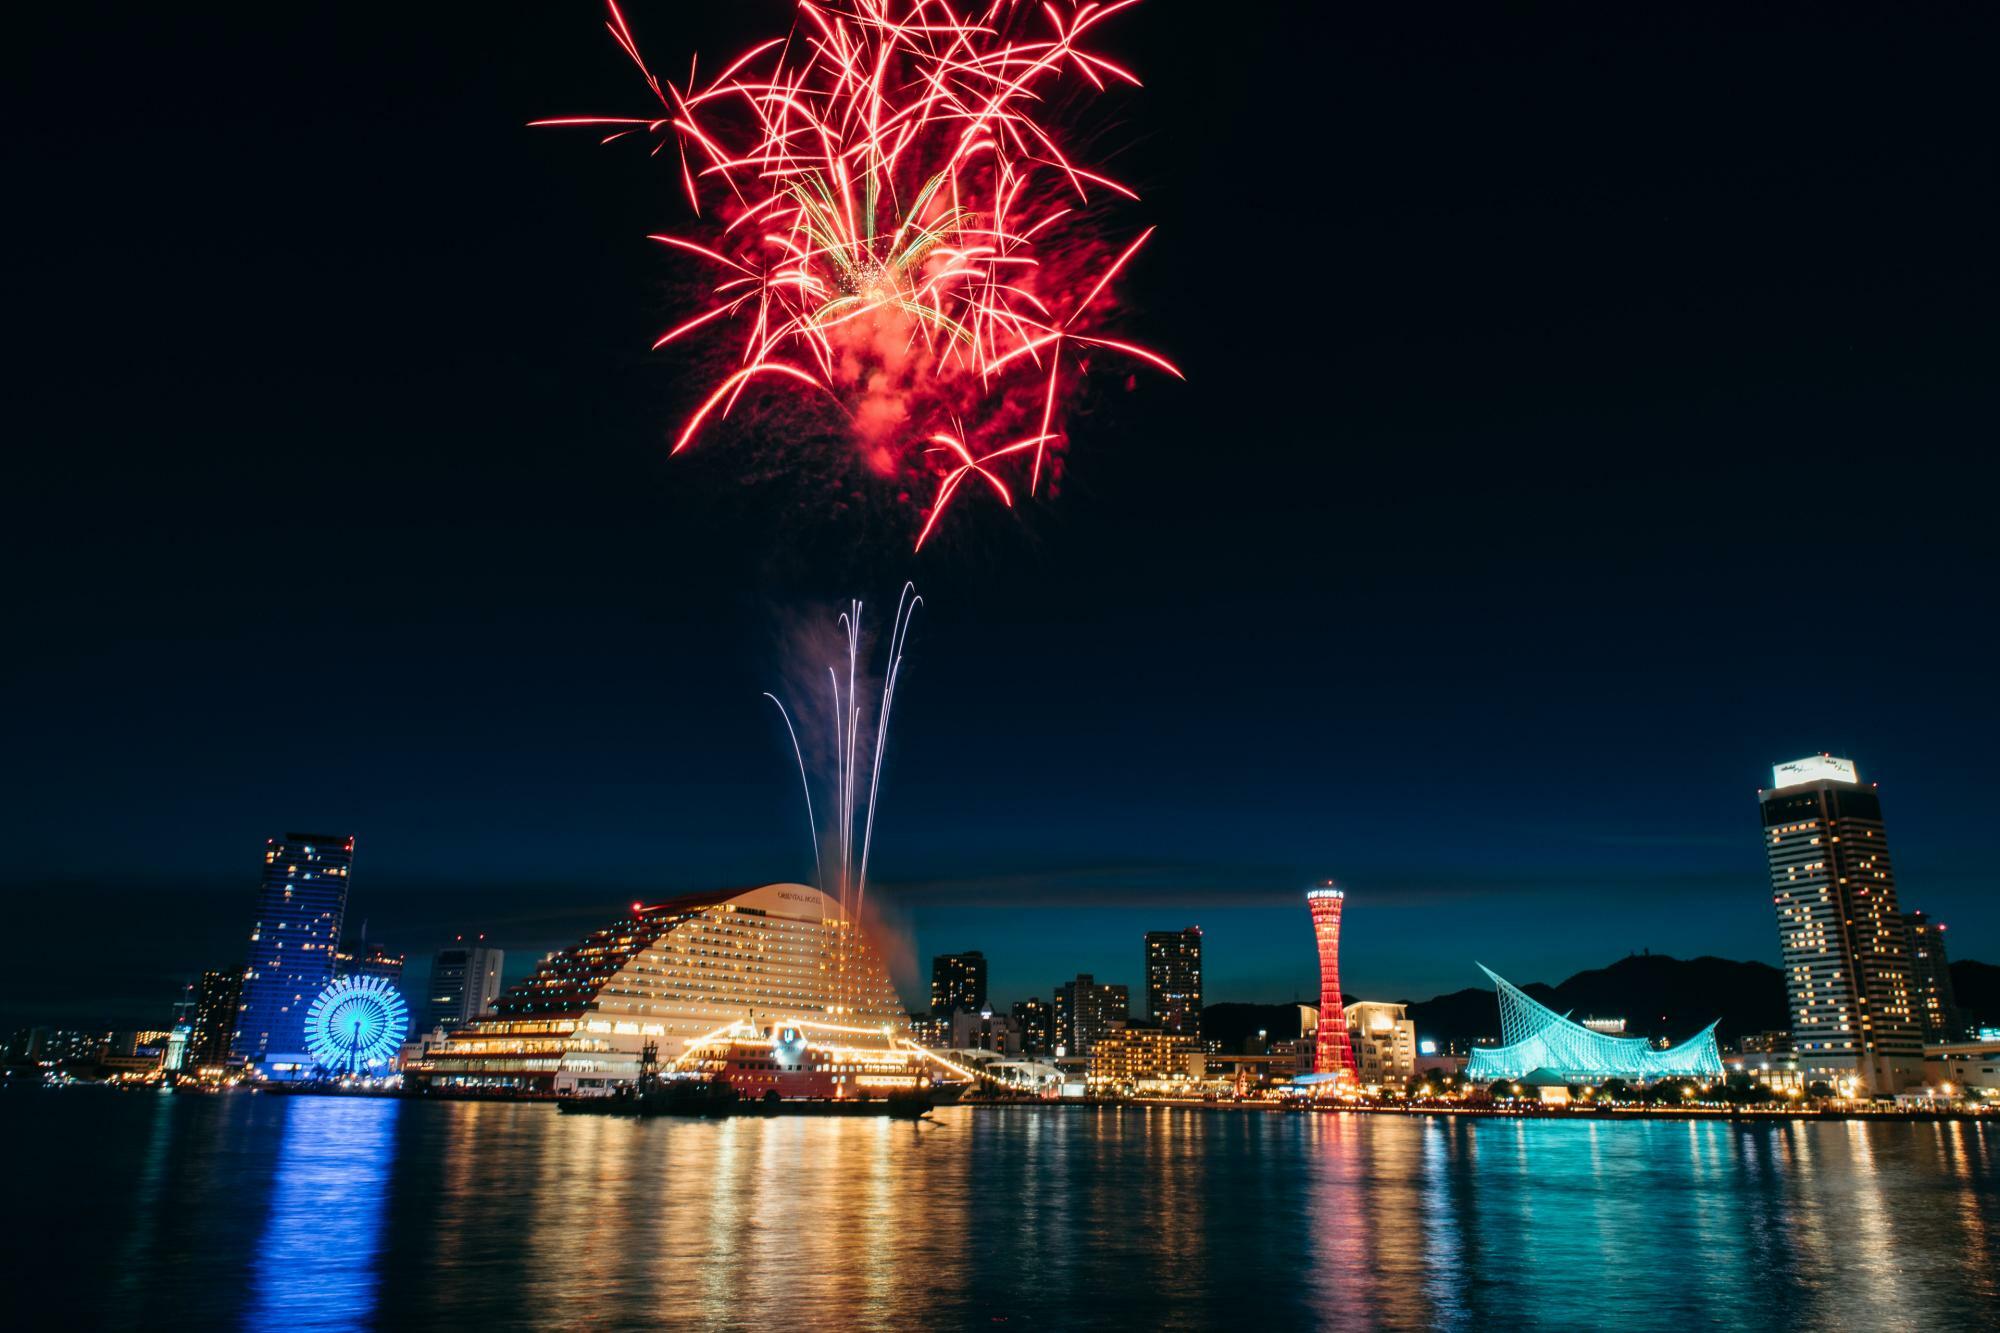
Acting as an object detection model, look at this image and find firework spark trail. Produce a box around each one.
[538,1,1179,548]
[768,584,921,953]
[761,690,823,893]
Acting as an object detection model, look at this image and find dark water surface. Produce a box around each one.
[8,1090,1998,1330]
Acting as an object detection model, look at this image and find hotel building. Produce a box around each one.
[1345,1001,1418,1087]
[232,833,354,1076]
[1088,1025,1201,1092]
[421,883,906,1094]
[1144,927,1204,1035]
[1760,756,1923,1094]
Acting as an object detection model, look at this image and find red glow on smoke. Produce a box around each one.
[538,0,1178,549]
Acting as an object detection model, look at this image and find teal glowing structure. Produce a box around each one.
[1464,965,1723,1083]
[302,975,409,1076]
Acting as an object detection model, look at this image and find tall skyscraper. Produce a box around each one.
[428,939,505,1032]
[1144,927,1204,1035]
[187,968,243,1072]
[1307,884,1355,1077]
[931,950,989,1018]
[1761,756,1922,1094]
[1054,974,1129,1057]
[1905,911,1965,1045]
[232,833,354,1076]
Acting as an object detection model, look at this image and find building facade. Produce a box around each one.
[1054,974,1129,1057]
[1905,911,1966,1045]
[1144,927,1204,1035]
[232,833,354,1076]
[1012,997,1054,1056]
[427,940,506,1031]
[1466,966,1724,1083]
[1761,756,1923,1094]
[421,884,906,1094]
[1307,885,1355,1077]
[951,1009,1022,1055]
[1923,1037,2000,1096]
[335,941,405,983]
[1345,1000,1418,1087]
[187,968,243,1073]
[931,951,988,1019]
[1089,1025,1200,1092]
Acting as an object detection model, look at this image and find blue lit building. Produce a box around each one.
[1465,965,1723,1083]
[232,833,354,1078]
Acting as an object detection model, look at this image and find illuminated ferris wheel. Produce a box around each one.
[303,975,410,1076]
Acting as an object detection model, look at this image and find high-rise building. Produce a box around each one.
[1906,911,1966,1045]
[1012,997,1054,1056]
[187,968,243,1073]
[1307,884,1355,1077]
[1345,1000,1417,1087]
[1144,927,1204,1035]
[1054,974,1129,1057]
[428,939,505,1032]
[931,951,988,1018]
[1761,756,1923,1094]
[232,834,354,1076]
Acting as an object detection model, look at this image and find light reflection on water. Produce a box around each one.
[250,1097,398,1329]
[6,1093,1998,1330]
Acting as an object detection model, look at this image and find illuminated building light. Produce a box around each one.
[234,832,357,1078]
[1463,965,1723,1083]
[1306,884,1355,1078]
[425,883,907,1095]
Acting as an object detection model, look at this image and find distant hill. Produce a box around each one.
[1202,1001,1320,1051]
[1952,960,1999,1031]
[1402,954,1788,1048]
[1206,955,1991,1056]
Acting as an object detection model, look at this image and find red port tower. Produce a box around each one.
[1307,883,1355,1077]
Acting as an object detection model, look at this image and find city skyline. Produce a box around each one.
[5,3,1996,1328]
[3,736,2000,1024]
[7,4,1996,1028]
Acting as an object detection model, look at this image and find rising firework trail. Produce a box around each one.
[764,583,921,938]
[537,1,1180,548]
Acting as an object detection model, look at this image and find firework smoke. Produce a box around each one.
[764,583,921,935]
[538,1,1179,548]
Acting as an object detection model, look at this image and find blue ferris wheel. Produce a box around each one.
[303,975,410,1076]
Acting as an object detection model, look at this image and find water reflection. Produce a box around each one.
[6,1094,1997,1330]
[249,1097,399,1329]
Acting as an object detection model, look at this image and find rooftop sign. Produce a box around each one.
[1771,755,1859,788]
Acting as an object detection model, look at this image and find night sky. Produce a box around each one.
[6,4,1995,1029]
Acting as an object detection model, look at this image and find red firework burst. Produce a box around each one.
[536,0,1179,549]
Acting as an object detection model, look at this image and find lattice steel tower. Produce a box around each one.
[1307,884,1355,1077]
